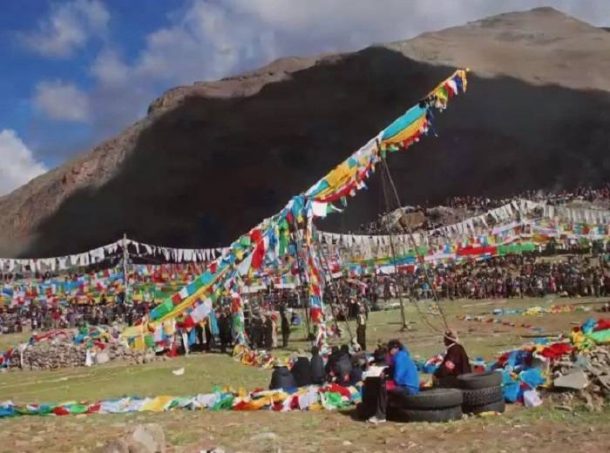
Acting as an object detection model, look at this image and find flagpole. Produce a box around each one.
[377,140,408,331]
[122,233,130,305]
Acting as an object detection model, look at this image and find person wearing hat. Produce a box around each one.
[433,330,472,386]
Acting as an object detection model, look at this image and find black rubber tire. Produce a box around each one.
[463,399,506,415]
[457,371,502,390]
[462,385,503,406]
[398,405,463,423]
[397,388,463,410]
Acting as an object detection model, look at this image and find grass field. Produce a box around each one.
[0,296,608,452]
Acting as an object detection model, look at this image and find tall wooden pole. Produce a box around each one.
[377,140,408,330]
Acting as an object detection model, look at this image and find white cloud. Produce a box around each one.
[34,80,91,122]
[21,0,109,58]
[90,49,130,86]
[132,1,278,84]
[0,130,47,195]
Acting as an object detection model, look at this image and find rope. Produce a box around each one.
[377,139,450,332]
[315,236,354,342]
[379,167,443,334]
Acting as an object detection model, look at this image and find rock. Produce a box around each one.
[97,439,130,453]
[250,432,278,442]
[554,370,588,390]
[597,375,610,389]
[96,351,110,364]
[129,424,166,453]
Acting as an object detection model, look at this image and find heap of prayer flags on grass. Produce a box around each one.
[0,384,361,418]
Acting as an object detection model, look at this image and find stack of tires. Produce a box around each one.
[457,371,506,415]
[390,388,464,423]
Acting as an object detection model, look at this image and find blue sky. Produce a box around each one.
[0,0,608,195]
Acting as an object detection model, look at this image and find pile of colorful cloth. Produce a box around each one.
[457,314,537,330]
[486,318,610,404]
[0,384,361,418]
[232,344,280,369]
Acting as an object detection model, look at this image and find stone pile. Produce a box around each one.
[20,341,87,370]
[7,339,163,371]
[550,345,610,409]
[105,343,163,365]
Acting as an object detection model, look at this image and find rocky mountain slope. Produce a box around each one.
[2,7,610,258]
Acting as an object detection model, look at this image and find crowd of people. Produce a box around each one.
[2,251,607,339]
[401,254,610,301]
[0,297,150,335]
[358,184,610,235]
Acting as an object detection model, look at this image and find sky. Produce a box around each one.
[0,0,608,196]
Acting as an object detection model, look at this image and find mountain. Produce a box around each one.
[3,7,610,258]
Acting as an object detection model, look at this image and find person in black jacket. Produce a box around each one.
[217,311,231,354]
[325,346,340,378]
[269,365,296,390]
[310,346,325,385]
[263,315,274,350]
[291,356,312,387]
[280,306,290,348]
[333,345,353,386]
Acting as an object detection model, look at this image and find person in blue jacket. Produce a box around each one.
[367,339,420,424]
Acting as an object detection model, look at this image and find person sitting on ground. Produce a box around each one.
[349,354,367,385]
[367,339,420,424]
[332,345,353,386]
[290,310,301,326]
[291,354,312,387]
[310,346,325,385]
[433,330,472,387]
[325,346,340,379]
[269,364,296,390]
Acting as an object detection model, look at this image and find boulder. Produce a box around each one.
[554,370,589,390]
[96,351,110,365]
[129,424,166,453]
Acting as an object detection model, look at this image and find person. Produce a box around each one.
[291,355,312,387]
[368,339,420,424]
[433,330,472,386]
[332,345,353,386]
[217,310,231,354]
[356,305,367,351]
[310,346,325,385]
[264,315,274,350]
[204,318,214,352]
[269,364,296,390]
[280,306,290,348]
[350,354,366,385]
[250,315,262,349]
[290,310,301,326]
[325,346,340,378]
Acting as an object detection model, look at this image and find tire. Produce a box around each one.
[463,399,506,415]
[397,388,463,410]
[397,405,463,423]
[462,386,503,406]
[457,371,502,390]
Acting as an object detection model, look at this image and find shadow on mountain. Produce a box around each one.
[23,46,610,257]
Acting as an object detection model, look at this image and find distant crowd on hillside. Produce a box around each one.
[359,184,610,234]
